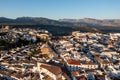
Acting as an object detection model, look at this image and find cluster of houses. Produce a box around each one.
[0,29,120,80]
[0,28,57,80]
[0,28,51,43]
[0,40,64,80]
[0,42,41,80]
[52,31,120,80]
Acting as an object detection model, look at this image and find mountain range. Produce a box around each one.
[0,17,120,34]
[59,18,120,27]
[0,17,120,27]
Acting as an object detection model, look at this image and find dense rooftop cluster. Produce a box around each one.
[52,31,120,80]
[0,28,120,80]
[0,28,50,43]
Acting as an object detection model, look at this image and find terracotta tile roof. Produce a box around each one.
[40,63,62,75]
[67,59,81,65]
[71,71,80,76]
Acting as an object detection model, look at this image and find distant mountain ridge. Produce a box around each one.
[0,17,120,27]
[59,18,120,27]
[0,17,64,25]
[1,17,120,34]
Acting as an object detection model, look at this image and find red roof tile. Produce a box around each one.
[67,59,81,65]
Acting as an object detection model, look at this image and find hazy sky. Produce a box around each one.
[0,0,120,19]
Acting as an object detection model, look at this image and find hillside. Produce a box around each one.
[0,17,120,27]
[0,17,120,35]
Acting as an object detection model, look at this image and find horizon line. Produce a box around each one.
[0,16,120,20]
